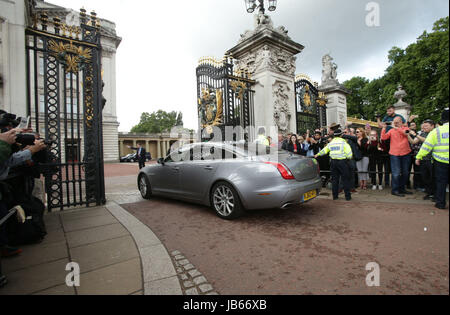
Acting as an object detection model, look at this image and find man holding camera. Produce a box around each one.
[1,120,46,288]
[377,106,406,132]
[381,116,412,197]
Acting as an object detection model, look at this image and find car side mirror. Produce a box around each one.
[157,158,165,165]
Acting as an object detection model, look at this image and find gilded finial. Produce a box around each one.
[53,17,61,35]
[40,11,48,31]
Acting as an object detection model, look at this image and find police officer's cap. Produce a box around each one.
[333,129,343,137]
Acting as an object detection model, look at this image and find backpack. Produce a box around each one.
[352,145,363,161]
[344,138,362,161]
[7,196,47,245]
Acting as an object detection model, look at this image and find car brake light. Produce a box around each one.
[265,162,295,180]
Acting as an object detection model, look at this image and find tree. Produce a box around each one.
[130,110,183,133]
[343,16,449,123]
[343,77,370,119]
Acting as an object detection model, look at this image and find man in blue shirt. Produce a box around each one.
[378,106,406,132]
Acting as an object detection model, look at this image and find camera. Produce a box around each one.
[15,133,36,146]
[0,111,20,132]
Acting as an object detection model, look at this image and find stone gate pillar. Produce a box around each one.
[227,12,304,138]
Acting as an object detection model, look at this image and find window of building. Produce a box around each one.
[39,94,45,113]
[39,57,44,75]
[66,97,78,114]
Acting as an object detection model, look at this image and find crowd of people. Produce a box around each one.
[1,110,49,289]
[275,106,449,209]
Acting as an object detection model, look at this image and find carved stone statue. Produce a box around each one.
[273,83,291,132]
[321,54,339,85]
[239,12,291,44]
[236,45,296,77]
[254,12,273,28]
[394,84,407,103]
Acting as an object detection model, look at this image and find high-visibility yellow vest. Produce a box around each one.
[255,134,270,146]
[416,123,449,164]
[317,137,353,160]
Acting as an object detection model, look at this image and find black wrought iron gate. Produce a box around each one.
[25,9,105,211]
[196,56,255,142]
[294,75,327,135]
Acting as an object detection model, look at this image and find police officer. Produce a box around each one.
[415,109,449,210]
[315,129,353,201]
[255,127,270,146]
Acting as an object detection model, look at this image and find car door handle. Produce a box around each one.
[172,167,180,172]
[204,166,213,170]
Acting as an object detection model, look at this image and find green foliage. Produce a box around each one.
[343,77,370,119]
[130,110,183,133]
[344,17,449,123]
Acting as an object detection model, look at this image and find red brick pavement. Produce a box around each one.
[122,197,449,295]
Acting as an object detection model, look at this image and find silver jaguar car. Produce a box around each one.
[137,142,322,220]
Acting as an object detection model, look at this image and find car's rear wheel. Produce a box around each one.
[210,182,244,220]
[138,174,152,199]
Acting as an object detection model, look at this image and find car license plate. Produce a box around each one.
[303,190,317,202]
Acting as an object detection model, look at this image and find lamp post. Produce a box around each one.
[245,0,277,14]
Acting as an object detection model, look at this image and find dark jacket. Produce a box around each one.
[131,147,147,162]
[357,138,369,157]
[0,141,12,165]
[343,135,362,161]
[309,138,327,155]
[287,141,307,156]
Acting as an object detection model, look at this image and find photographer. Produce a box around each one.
[377,106,406,133]
[377,108,406,187]
[0,116,47,289]
[381,117,412,197]
[0,129,18,288]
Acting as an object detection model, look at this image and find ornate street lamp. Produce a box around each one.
[245,0,257,13]
[245,0,277,14]
[268,0,277,11]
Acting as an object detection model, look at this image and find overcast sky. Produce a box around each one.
[48,0,449,131]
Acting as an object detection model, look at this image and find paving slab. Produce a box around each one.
[139,244,177,282]
[0,258,69,295]
[60,207,111,221]
[39,227,66,246]
[144,276,183,295]
[1,198,179,295]
[44,214,63,232]
[61,213,117,232]
[32,284,76,295]
[2,240,68,274]
[69,235,139,273]
[106,203,143,228]
[77,258,142,295]
[128,223,161,249]
[66,223,129,248]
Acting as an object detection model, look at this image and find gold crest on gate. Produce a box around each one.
[198,88,223,133]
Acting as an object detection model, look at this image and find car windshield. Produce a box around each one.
[176,142,282,158]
